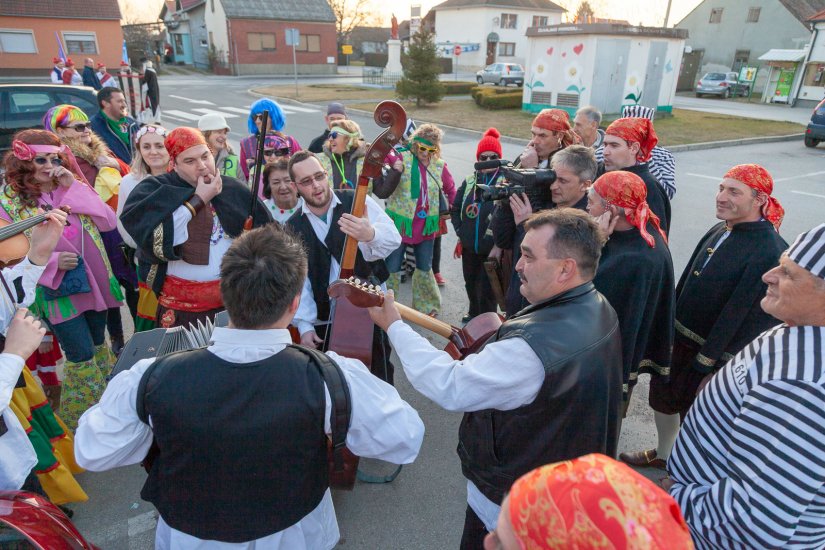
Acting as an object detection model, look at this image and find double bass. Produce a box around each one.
[323,101,407,489]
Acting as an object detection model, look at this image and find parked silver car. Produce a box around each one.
[476,63,525,87]
[695,72,750,98]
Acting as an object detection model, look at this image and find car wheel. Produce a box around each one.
[499,79,507,87]
[476,76,483,85]
[743,86,750,96]
[517,82,523,87]
[722,88,730,99]
[804,136,820,148]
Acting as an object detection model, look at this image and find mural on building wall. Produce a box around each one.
[624,72,642,104]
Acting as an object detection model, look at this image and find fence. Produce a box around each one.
[363,67,403,87]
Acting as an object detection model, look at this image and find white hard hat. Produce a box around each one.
[198,113,230,132]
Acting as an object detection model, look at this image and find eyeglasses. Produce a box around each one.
[478,153,500,161]
[264,148,290,157]
[328,131,340,140]
[33,156,63,166]
[66,123,91,132]
[253,114,265,121]
[296,171,328,187]
[417,144,439,154]
[269,177,293,186]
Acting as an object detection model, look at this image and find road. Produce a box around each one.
[67,75,825,549]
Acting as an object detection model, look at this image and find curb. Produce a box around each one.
[249,88,805,152]
[667,133,804,152]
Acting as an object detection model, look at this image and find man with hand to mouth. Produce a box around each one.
[121,127,271,328]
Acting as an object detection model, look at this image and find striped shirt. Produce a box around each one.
[668,324,825,549]
[595,145,677,199]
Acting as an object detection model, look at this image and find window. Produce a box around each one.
[732,49,749,72]
[532,15,548,27]
[802,62,825,86]
[63,32,97,54]
[709,8,723,23]
[746,7,760,22]
[0,30,37,53]
[498,42,515,56]
[500,13,518,29]
[8,91,51,114]
[210,0,215,12]
[248,32,276,51]
[297,34,321,53]
[54,91,97,114]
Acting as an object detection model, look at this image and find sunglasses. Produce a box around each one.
[417,144,439,154]
[264,148,290,157]
[253,114,265,121]
[33,156,63,166]
[478,153,500,161]
[66,123,91,132]
[328,131,341,140]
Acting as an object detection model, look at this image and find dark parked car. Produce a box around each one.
[804,97,825,148]
[0,83,99,155]
[695,72,750,98]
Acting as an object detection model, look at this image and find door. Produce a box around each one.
[589,38,630,115]
[677,50,702,91]
[641,41,667,109]
[173,33,194,64]
[486,41,496,65]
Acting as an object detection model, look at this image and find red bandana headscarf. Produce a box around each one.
[723,164,784,230]
[593,171,667,248]
[532,109,582,148]
[508,454,694,550]
[606,117,658,163]
[165,127,208,163]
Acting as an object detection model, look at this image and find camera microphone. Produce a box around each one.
[474,159,509,171]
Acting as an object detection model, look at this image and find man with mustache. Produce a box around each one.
[622,164,787,470]
[369,208,622,547]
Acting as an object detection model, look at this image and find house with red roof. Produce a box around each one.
[0,0,124,77]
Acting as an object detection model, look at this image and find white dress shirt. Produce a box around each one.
[0,259,46,490]
[386,320,546,530]
[294,194,401,336]
[75,326,424,549]
[116,173,141,248]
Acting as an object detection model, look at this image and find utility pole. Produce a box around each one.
[664,0,673,27]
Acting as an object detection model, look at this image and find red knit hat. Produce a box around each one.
[53,57,62,64]
[476,128,503,160]
[65,58,75,67]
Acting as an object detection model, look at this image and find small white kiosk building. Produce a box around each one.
[522,24,688,116]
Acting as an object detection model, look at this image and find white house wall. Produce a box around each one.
[798,21,825,103]
[523,33,684,115]
[205,0,230,65]
[435,7,562,70]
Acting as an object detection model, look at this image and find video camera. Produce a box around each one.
[473,159,556,205]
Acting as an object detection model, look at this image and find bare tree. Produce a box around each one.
[328,0,381,46]
[574,1,595,23]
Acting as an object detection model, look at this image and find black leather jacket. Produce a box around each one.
[458,282,623,503]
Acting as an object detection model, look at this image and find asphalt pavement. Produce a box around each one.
[66,73,825,549]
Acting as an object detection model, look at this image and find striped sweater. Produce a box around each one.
[668,324,825,549]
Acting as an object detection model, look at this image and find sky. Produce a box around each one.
[121,0,703,28]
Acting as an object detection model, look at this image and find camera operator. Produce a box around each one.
[491,145,596,317]
[451,129,504,322]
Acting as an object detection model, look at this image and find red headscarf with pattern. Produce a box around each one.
[723,164,784,229]
[165,127,208,163]
[605,117,658,163]
[532,109,582,148]
[593,171,667,248]
[508,454,694,550]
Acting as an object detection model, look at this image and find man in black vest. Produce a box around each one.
[75,224,424,548]
[369,208,623,548]
[287,150,401,383]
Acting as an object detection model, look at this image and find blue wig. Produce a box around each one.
[247,98,286,135]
